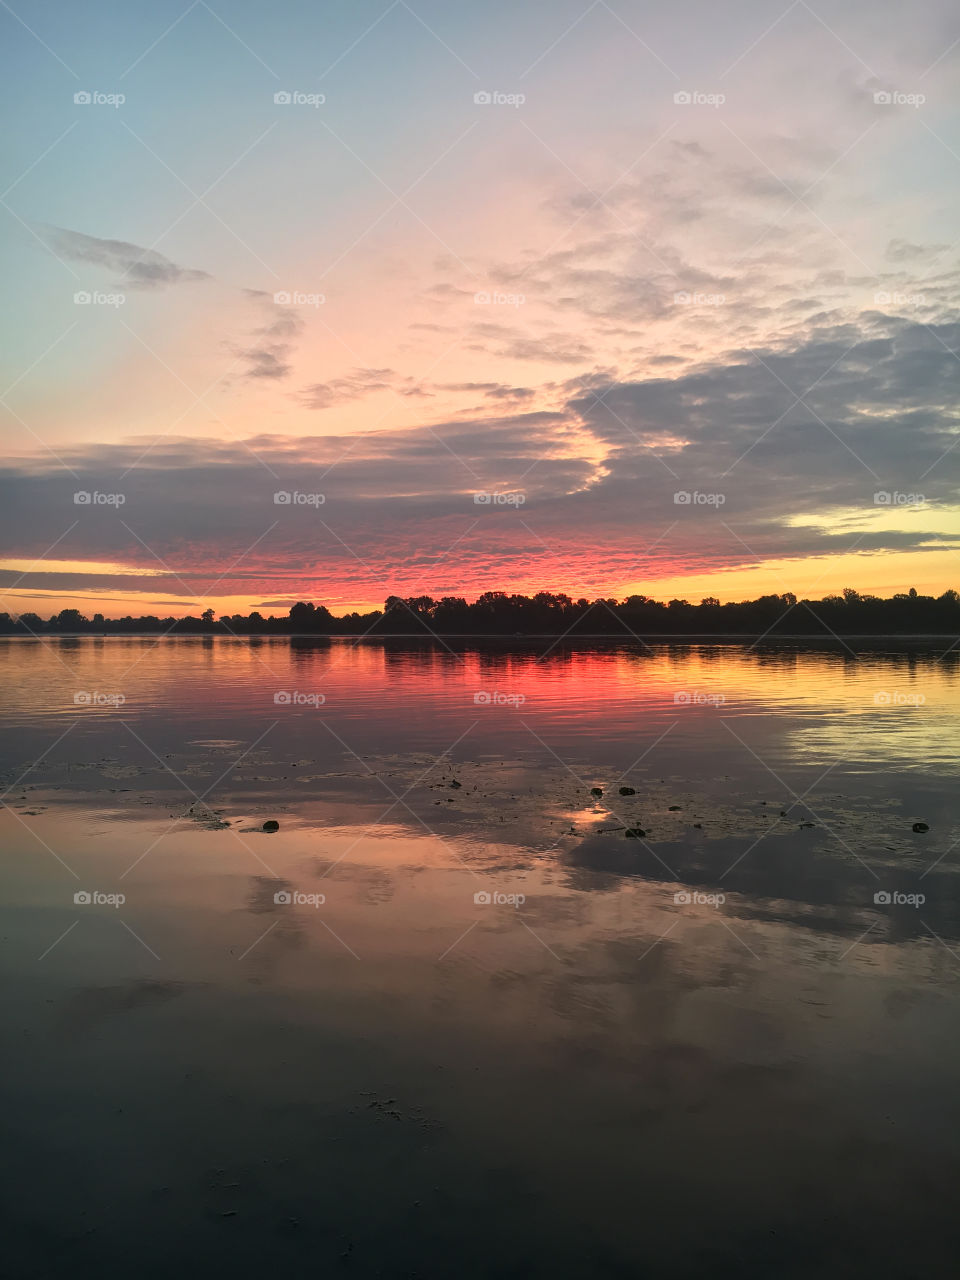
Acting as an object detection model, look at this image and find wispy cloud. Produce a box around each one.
[40,225,211,289]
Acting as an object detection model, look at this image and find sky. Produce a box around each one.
[1,0,959,618]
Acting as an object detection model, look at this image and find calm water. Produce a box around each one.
[2,637,959,1277]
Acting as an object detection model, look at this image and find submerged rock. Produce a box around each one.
[619,786,636,796]
[624,827,646,838]
[590,787,603,798]
[262,819,280,832]
[912,821,929,833]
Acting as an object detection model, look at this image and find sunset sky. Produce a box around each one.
[1,0,958,617]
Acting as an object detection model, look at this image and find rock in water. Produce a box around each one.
[619,786,635,796]
[591,787,603,798]
[912,821,929,833]
[262,820,280,832]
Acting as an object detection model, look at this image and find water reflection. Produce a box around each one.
[3,638,960,1275]
[1,636,958,779]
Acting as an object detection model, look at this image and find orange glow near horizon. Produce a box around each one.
[2,547,957,620]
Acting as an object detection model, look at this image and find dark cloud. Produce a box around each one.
[497,335,595,364]
[1,317,957,606]
[41,225,211,289]
[886,238,950,263]
[235,305,305,380]
[438,382,536,402]
[299,368,430,408]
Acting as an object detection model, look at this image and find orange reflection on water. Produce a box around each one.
[0,636,957,776]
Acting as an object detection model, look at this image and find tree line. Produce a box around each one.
[2,587,959,636]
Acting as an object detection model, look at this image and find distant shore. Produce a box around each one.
[7,589,957,643]
[4,631,957,649]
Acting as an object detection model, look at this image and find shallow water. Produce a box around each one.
[2,637,959,1277]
